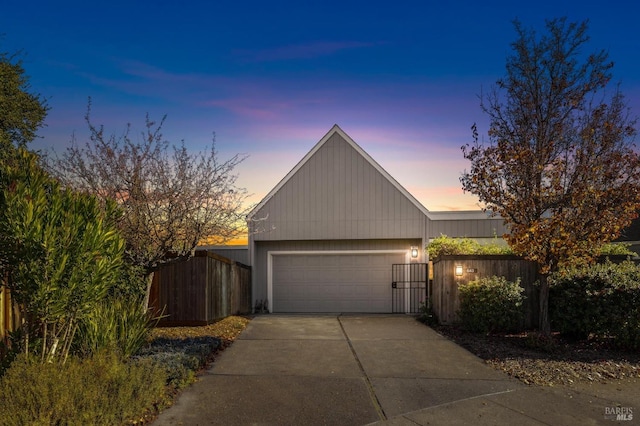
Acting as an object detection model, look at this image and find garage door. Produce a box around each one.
[271,252,406,313]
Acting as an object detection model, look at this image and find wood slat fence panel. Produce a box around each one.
[150,251,251,326]
[432,255,540,328]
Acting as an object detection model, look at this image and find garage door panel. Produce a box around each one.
[272,252,405,313]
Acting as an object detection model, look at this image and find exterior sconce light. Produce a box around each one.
[454,265,464,277]
[410,247,419,259]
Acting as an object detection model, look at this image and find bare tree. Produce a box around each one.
[50,105,249,307]
[461,18,640,334]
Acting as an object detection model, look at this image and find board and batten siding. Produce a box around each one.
[429,218,508,239]
[198,246,249,265]
[251,131,427,241]
[427,211,508,239]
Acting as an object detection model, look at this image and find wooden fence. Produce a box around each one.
[149,251,252,326]
[1,284,19,347]
[432,255,540,328]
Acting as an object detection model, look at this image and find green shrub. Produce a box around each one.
[597,242,637,257]
[0,150,125,363]
[458,276,525,333]
[0,340,15,378]
[140,351,198,389]
[417,300,438,326]
[136,336,221,389]
[109,261,148,300]
[550,260,640,348]
[427,235,513,259]
[427,235,480,258]
[0,351,167,425]
[76,296,159,358]
[549,274,596,340]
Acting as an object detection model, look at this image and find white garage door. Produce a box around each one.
[271,252,406,313]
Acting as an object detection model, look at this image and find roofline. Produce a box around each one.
[428,210,501,220]
[247,124,432,220]
[197,245,249,250]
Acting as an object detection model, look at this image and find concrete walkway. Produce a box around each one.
[153,315,637,425]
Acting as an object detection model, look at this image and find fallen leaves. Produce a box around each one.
[151,316,251,343]
[487,358,640,386]
[435,325,640,387]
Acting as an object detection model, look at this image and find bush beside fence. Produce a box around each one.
[432,254,640,348]
[458,276,525,333]
[550,260,640,349]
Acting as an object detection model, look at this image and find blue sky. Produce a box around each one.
[2,0,639,211]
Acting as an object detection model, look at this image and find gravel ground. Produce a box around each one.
[434,325,640,387]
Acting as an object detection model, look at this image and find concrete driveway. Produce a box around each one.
[153,315,636,425]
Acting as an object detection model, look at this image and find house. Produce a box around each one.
[247,125,506,313]
[199,245,250,265]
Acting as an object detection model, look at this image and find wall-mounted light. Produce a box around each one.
[454,265,464,277]
[410,247,419,259]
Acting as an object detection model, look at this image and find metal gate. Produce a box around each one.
[391,263,429,313]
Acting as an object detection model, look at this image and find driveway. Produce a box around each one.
[153,315,636,425]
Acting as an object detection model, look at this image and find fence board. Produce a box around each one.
[150,251,251,326]
[1,286,10,344]
[1,276,20,347]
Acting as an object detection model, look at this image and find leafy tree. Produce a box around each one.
[0,44,50,261]
[0,150,125,363]
[0,47,49,156]
[460,18,640,334]
[50,105,249,308]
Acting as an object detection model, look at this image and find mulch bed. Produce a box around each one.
[433,325,640,386]
[151,316,251,352]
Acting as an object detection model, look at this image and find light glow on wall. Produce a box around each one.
[454,265,464,277]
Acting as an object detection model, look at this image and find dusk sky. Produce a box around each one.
[2,0,639,211]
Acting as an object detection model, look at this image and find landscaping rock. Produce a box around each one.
[434,325,640,387]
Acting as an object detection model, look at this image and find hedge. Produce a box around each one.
[458,275,525,333]
[550,260,640,348]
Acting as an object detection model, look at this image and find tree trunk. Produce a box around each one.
[538,274,551,335]
[142,271,155,312]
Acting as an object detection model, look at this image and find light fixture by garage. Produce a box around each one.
[410,247,419,258]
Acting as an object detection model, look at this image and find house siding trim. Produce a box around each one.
[267,249,410,313]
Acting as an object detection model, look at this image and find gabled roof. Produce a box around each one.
[247,124,431,220]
